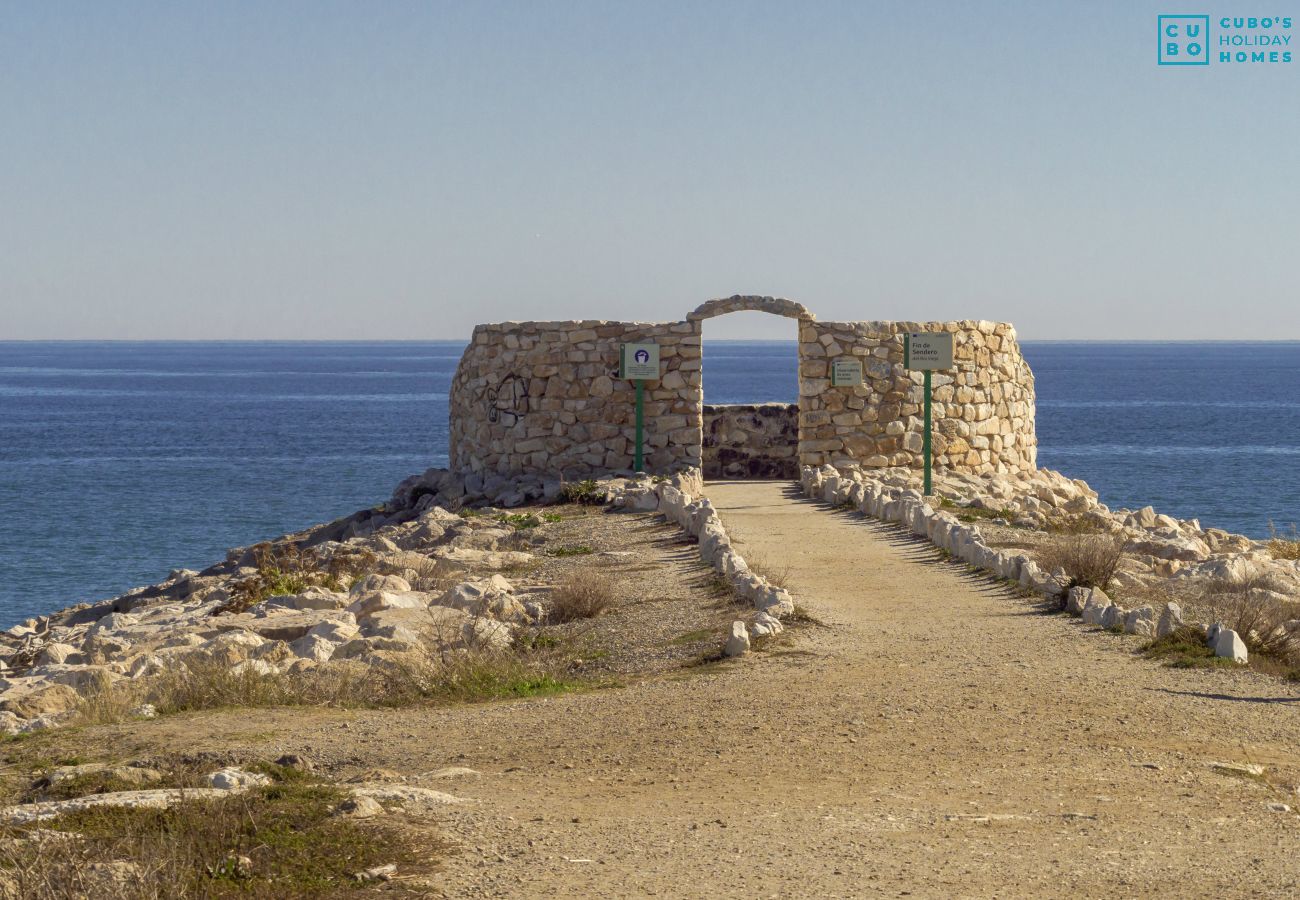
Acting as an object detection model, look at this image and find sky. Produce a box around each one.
[1,1,1296,340]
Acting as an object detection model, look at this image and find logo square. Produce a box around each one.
[1159,15,1211,65]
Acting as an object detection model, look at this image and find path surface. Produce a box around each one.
[428,481,1300,896]
[113,482,1300,896]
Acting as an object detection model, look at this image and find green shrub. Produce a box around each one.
[558,479,604,505]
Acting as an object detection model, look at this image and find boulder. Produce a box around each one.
[289,634,340,662]
[749,611,784,638]
[1100,604,1124,630]
[36,643,84,666]
[306,619,361,643]
[1212,627,1248,663]
[723,621,750,657]
[0,681,81,719]
[1123,606,1156,637]
[433,548,535,569]
[263,588,349,612]
[437,578,527,623]
[182,630,266,666]
[1065,587,1089,616]
[1081,592,1111,626]
[347,590,432,620]
[1156,602,1184,638]
[204,764,273,785]
[461,617,513,651]
[229,610,354,643]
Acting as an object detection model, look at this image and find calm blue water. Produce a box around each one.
[1,340,1296,626]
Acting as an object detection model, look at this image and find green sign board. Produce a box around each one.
[903,332,954,371]
[830,357,863,386]
[619,343,659,380]
[902,331,954,497]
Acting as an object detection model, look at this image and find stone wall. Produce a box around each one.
[702,404,798,479]
[797,320,1036,475]
[449,320,702,476]
[447,299,1037,480]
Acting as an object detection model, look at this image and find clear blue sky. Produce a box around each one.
[2,1,1296,340]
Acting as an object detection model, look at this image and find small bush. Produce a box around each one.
[1036,532,1125,591]
[217,543,374,615]
[402,555,463,593]
[1267,521,1300,561]
[1143,626,1233,669]
[1046,512,1106,535]
[547,572,615,623]
[558,479,604,505]
[1193,575,1300,662]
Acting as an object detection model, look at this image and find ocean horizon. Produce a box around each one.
[2,339,1297,626]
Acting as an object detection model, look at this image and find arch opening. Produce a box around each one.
[698,307,803,480]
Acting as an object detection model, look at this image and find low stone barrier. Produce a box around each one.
[613,470,796,656]
[799,464,1250,665]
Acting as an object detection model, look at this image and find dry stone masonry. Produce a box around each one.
[449,297,1038,479]
[702,404,798,479]
[797,319,1035,474]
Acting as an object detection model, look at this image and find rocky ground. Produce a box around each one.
[4,479,1297,897]
[0,470,730,737]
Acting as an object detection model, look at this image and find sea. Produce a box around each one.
[1,341,1297,626]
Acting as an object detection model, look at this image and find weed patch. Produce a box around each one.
[547,545,594,557]
[558,480,604,506]
[0,780,431,898]
[1142,627,1234,670]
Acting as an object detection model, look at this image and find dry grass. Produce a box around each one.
[397,555,464,594]
[218,544,376,615]
[1267,522,1300,561]
[73,640,584,728]
[1035,532,1125,591]
[0,775,430,899]
[1190,575,1300,666]
[742,555,792,591]
[546,572,616,624]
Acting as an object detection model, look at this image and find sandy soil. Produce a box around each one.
[23,481,1300,897]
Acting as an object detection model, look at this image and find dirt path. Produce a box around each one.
[421,480,1300,896]
[58,482,1300,896]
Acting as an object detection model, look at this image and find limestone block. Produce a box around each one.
[723,621,750,657]
[1212,627,1248,663]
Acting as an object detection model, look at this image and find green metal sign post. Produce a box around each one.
[904,332,954,497]
[634,380,644,472]
[620,342,659,474]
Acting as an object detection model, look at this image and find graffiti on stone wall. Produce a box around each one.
[485,374,529,426]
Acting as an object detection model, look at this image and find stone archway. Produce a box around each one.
[687,294,815,324]
[688,296,814,480]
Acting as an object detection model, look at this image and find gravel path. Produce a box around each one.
[427,481,1299,897]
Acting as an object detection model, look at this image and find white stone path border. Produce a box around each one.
[613,470,796,656]
[798,465,1249,665]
